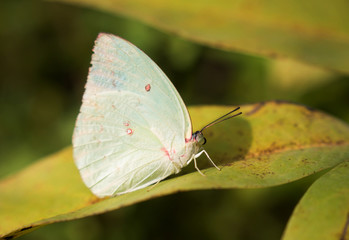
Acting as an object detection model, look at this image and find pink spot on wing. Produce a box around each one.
[145,84,151,92]
[126,128,133,135]
[123,121,130,126]
[161,147,173,161]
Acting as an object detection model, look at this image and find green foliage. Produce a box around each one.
[1,103,349,239]
[57,0,349,73]
[283,161,349,239]
[0,0,348,239]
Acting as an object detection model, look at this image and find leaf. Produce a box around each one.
[282,161,349,240]
[53,0,349,73]
[1,101,349,238]
[269,59,336,98]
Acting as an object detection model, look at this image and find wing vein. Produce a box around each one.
[91,156,166,189]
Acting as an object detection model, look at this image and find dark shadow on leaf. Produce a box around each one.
[178,116,252,176]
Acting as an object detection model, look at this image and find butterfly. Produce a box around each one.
[72,33,241,197]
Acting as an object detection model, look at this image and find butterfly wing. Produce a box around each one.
[73,33,192,197]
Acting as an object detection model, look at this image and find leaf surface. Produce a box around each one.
[1,102,349,238]
[55,0,349,72]
[283,161,349,240]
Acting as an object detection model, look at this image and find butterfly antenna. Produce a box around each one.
[200,107,242,132]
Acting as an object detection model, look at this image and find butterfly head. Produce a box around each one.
[190,107,242,147]
[192,131,206,145]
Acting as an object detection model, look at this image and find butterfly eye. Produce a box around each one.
[194,131,206,145]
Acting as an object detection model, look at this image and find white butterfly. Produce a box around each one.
[72,33,241,197]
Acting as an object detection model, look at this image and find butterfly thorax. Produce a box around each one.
[171,131,206,171]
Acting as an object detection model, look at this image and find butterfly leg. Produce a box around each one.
[191,149,221,176]
[193,154,206,177]
[186,154,194,165]
[195,150,221,171]
[187,153,205,176]
[200,150,221,171]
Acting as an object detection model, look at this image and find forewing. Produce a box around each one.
[73,33,190,196]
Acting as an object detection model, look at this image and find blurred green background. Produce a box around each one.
[0,0,348,239]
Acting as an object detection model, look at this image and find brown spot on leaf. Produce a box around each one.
[3,235,15,240]
[245,102,266,116]
[87,196,104,204]
[20,226,32,232]
[237,130,244,136]
[340,212,349,240]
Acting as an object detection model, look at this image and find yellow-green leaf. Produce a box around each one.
[54,0,349,73]
[1,102,349,238]
[282,161,349,240]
